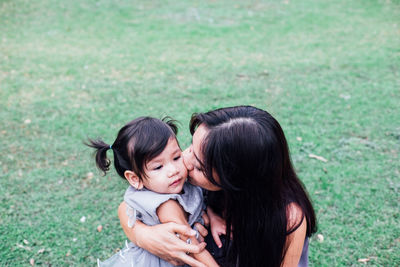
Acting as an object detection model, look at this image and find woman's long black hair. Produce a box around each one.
[190,106,316,267]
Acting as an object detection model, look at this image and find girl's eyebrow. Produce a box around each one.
[172,148,181,154]
[149,148,181,164]
[148,159,162,165]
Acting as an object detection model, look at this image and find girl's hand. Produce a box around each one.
[207,207,226,248]
[118,202,207,267]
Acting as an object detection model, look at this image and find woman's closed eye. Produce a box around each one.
[173,155,181,161]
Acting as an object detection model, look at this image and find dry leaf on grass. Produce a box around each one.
[97,225,103,232]
[339,94,351,100]
[30,258,35,266]
[309,153,328,162]
[17,243,32,251]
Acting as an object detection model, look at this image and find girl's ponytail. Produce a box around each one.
[85,138,112,175]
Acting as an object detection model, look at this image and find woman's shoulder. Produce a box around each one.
[283,203,308,266]
[286,202,305,233]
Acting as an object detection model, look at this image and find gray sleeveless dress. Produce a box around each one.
[97,182,204,267]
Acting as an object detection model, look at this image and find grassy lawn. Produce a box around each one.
[1,0,399,265]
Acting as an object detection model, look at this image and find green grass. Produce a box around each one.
[1,0,399,265]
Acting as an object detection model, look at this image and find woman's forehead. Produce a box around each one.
[192,125,208,146]
[192,124,208,159]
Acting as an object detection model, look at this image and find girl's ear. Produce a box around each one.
[124,170,144,190]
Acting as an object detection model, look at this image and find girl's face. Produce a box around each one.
[183,124,221,191]
[143,138,187,194]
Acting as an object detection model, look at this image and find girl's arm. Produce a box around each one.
[118,201,207,267]
[281,203,308,267]
[157,200,219,267]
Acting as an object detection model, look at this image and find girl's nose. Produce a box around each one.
[182,146,194,171]
[167,163,179,177]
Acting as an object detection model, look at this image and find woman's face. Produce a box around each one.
[183,124,221,191]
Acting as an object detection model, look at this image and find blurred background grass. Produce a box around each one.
[1,0,399,265]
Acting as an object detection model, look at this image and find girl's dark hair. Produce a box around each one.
[85,117,178,180]
[190,106,317,267]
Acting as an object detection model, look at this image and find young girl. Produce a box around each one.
[86,117,218,267]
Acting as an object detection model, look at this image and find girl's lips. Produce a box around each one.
[170,178,182,187]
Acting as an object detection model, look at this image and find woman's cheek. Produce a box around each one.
[188,169,206,186]
[187,169,198,184]
[192,170,222,191]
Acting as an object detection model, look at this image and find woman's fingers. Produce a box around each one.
[177,252,207,267]
[201,211,210,226]
[211,230,223,249]
[194,222,208,238]
[168,223,207,254]
[134,222,206,264]
[182,240,207,254]
[193,222,208,242]
[171,222,197,237]
[169,260,184,266]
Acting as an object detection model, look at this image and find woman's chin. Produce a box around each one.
[187,176,197,186]
[187,176,221,191]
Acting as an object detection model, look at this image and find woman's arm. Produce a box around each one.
[157,200,219,267]
[282,203,307,267]
[118,201,207,266]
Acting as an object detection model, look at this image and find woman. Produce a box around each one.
[118,106,316,267]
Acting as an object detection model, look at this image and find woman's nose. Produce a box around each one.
[182,146,194,171]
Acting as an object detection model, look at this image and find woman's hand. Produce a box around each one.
[193,211,210,242]
[207,207,226,248]
[118,202,207,266]
[136,222,208,266]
